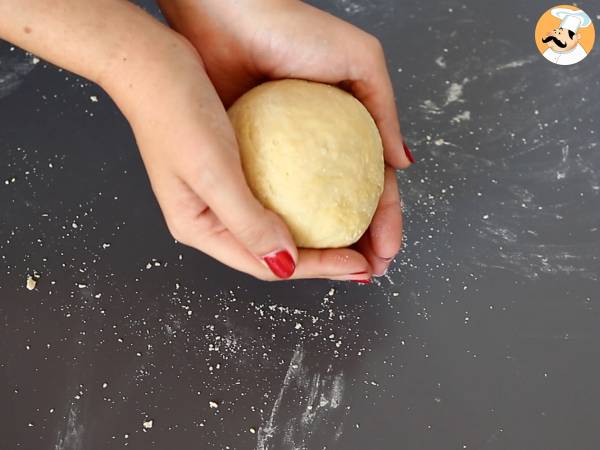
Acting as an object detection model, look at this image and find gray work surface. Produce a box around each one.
[1,1,599,449]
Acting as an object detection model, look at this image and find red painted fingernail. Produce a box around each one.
[351,279,371,284]
[403,140,415,163]
[263,250,295,279]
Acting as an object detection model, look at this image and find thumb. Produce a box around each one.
[186,150,298,279]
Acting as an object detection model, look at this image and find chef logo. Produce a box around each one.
[535,5,595,65]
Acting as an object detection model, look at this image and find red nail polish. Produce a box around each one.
[403,140,415,163]
[263,250,295,279]
[351,279,371,284]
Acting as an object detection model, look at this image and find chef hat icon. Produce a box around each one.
[551,8,592,33]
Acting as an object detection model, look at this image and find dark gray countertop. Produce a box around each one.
[1,1,599,449]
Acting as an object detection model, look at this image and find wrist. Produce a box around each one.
[157,0,295,37]
[99,27,204,124]
[0,0,186,93]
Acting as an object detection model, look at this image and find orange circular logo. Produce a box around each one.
[534,5,595,65]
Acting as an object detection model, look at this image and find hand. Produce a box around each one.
[103,32,373,281]
[158,0,412,277]
[0,0,373,281]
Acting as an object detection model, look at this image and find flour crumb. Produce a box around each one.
[209,401,219,409]
[434,138,455,146]
[450,110,471,124]
[142,419,153,430]
[26,273,39,290]
[90,95,98,102]
[445,82,465,105]
[435,56,447,68]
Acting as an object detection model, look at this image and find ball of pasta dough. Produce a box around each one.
[228,79,384,248]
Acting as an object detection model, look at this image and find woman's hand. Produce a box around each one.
[104,35,376,281]
[158,0,412,277]
[1,0,371,281]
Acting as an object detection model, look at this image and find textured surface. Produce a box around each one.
[228,80,384,248]
[1,1,600,449]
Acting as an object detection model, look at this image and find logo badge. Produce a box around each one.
[535,5,595,65]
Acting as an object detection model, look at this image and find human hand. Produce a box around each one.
[158,0,413,277]
[0,0,372,281]
[103,33,374,282]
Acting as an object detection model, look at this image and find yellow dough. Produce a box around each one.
[228,79,384,248]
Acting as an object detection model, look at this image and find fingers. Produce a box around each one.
[183,205,372,281]
[187,151,299,278]
[168,208,371,282]
[149,169,373,281]
[200,230,372,281]
[350,37,415,169]
[370,165,404,258]
[353,232,386,278]
[354,165,403,276]
[147,131,298,280]
[292,248,371,281]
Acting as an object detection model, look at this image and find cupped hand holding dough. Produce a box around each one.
[228,79,385,249]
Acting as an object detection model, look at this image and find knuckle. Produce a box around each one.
[165,216,188,244]
[366,34,384,56]
[235,221,269,252]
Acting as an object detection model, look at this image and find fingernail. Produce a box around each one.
[381,256,394,262]
[403,140,415,164]
[351,279,371,284]
[263,250,295,279]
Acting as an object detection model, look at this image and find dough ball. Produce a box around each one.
[228,79,384,248]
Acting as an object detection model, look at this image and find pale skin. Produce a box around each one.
[0,0,411,282]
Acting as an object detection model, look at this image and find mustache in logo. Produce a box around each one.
[542,35,567,48]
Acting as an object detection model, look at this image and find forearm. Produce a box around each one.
[157,0,270,39]
[0,0,196,112]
